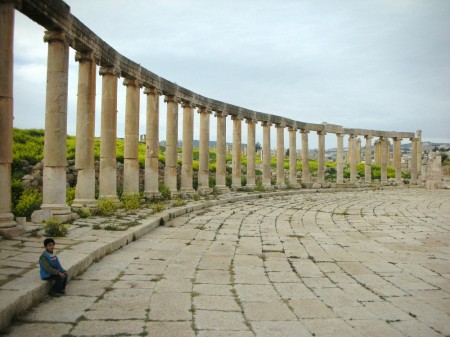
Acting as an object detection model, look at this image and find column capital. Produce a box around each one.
[245,117,257,124]
[299,129,309,134]
[75,51,96,63]
[0,0,22,9]
[123,78,142,87]
[164,95,177,103]
[261,121,271,127]
[336,133,344,138]
[288,127,297,132]
[364,134,372,140]
[197,106,211,114]
[231,115,243,121]
[317,130,326,135]
[43,30,71,45]
[99,66,120,77]
[214,111,228,118]
[275,123,285,129]
[181,100,195,109]
[143,86,160,96]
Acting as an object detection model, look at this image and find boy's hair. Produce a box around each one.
[43,238,55,246]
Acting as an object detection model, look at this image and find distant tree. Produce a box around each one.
[255,141,262,152]
[285,148,290,156]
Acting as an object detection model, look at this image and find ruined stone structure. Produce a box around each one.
[0,0,422,236]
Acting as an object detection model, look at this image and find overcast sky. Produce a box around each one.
[13,0,450,149]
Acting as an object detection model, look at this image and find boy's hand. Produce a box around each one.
[59,272,66,278]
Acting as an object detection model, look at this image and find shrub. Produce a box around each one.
[159,183,171,200]
[66,187,76,206]
[172,198,186,207]
[13,187,42,218]
[95,198,117,216]
[76,208,91,218]
[150,202,166,213]
[121,193,141,211]
[209,176,216,188]
[43,217,68,237]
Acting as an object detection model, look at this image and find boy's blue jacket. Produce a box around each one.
[39,251,66,279]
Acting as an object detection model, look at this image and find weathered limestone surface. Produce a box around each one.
[2,189,449,337]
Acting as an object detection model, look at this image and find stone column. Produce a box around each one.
[246,118,256,188]
[410,138,417,185]
[300,129,310,184]
[380,137,388,184]
[0,0,17,230]
[336,133,344,184]
[73,51,96,208]
[41,31,71,215]
[198,107,211,193]
[262,121,271,187]
[317,131,326,185]
[164,95,178,194]
[123,78,140,195]
[275,124,285,188]
[364,135,372,184]
[356,138,362,164]
[144,87,160,198]
[231,116,242,188]
[346,136,352,164]
[393,137,402,184]
[215,111,227,191]
[99,66,119,200]
[374,140,381,165]
[180,101,194,194]
[288,127,300,188]
[416,130,422,177]
[349,134,357,183]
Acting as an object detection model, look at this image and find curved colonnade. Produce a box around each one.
[0,0,420,233]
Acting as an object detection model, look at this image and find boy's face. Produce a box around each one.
[45,242,55,253]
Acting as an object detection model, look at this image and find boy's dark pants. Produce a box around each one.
[45,274,67,293]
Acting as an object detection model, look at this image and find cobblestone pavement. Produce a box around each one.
[2,189,450,337]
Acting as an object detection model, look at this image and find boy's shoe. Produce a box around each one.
[49,292,61,297]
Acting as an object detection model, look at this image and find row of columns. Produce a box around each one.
[0,0,423,234]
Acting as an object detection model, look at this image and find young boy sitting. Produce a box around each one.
[39,238,68,297]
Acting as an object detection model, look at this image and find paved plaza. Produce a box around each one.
[1,188,450,337]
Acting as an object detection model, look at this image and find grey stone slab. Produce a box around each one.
[71,319,145,336]
[196,270,231,284]
[233,267,269,284]
[21,296,96,323]
[235,284,280,302]
[251,321,313,337]
[154,279,193,293]
[194,310,248,331]
[65,279,111,297]
[193,284,232,296]
[391,319,443,337]
[289,299,336,319]
[302,317,361,337]
[146,321,196,337]
[193,295,240,311]
[267,271,300,283]
[197,331,254,337]
[2,322,72,337]
[273,282,317,300]
[242,301,296,321]
[350,319,407,337]
[149,293,191,321]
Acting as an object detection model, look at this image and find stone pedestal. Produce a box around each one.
[262,122,271,188]
[144,87,160,198]
[41,30,71,215]
[300,130,310,184]
[198,107,211,193]
[276,124,285,188]
[180,101,195,195]
[73,52,97,208]
[164,96,179,194]
[99,66,119,200]
[231,116,242,188]
[0,0,16,229]
[215,112,228,192]
[246,118,256,188]
[288,128,300,188]
[123,78,140,195]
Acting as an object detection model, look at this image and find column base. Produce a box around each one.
[302,182,313,189]
[0,226,24,239]
[144,191,161,199]
[71,199,98,209]
[275,183,286,189]
[179,188,195,197]
[312,182,322,189]
[197,187,212,195]
[0,213,17,228]
[289,183,302,189]
[98,195,120,202]
[214,185,229,193]
[40,204,71,215]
